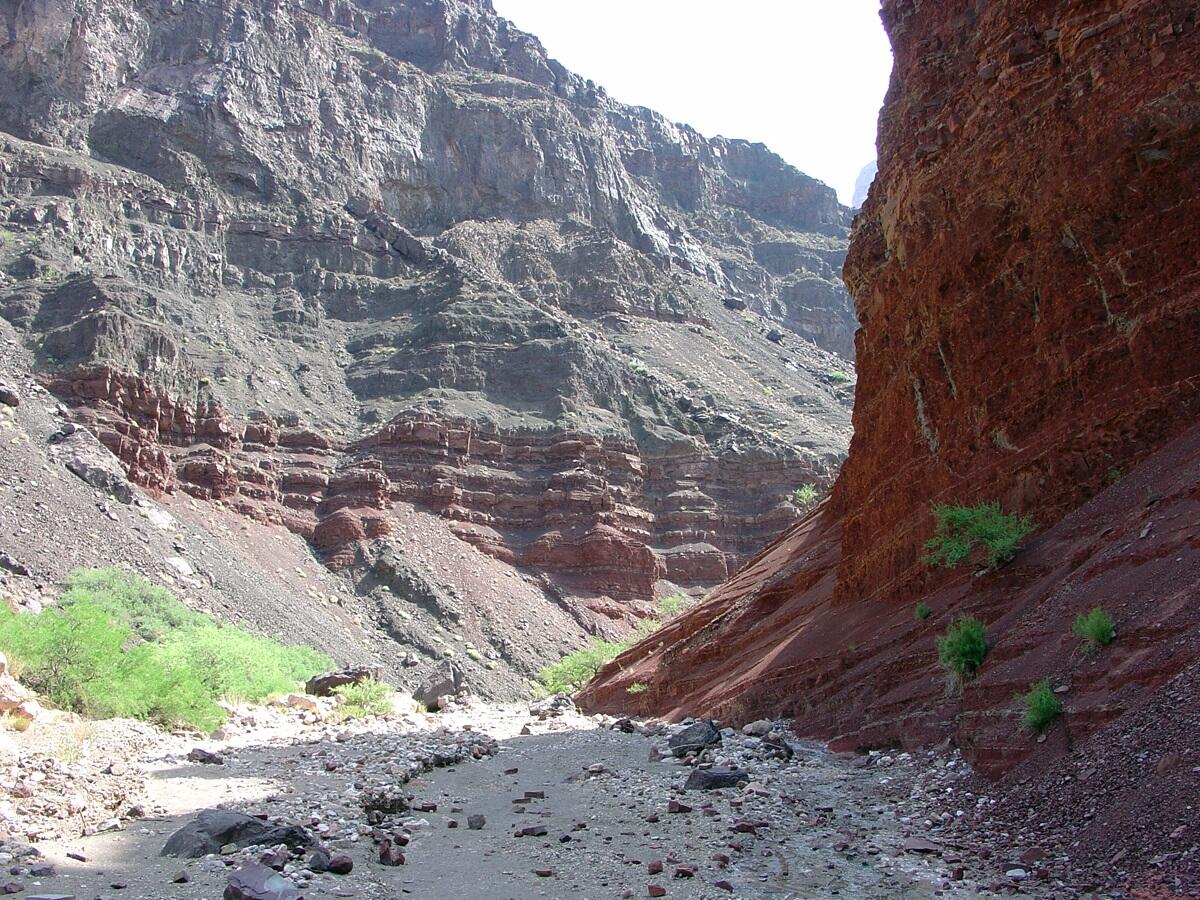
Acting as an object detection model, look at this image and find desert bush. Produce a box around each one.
[537,637,633,695]
[657,593,692,619]
[334,679,394,719]
[625,682,649,695]
[1073,607,1115,651]
[914,602,933,621]
[793,484,819,507]
[0,569,332,732]
[936,615,988,678]
[924,502,1034,569]
[1021,679,1062,732]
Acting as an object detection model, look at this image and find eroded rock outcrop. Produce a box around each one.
[583,0,1200,852]
[0,0,858,613]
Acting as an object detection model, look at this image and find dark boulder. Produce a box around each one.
[684,767,750,790]
[667,720,721,757]
[223,863,301,900]
[162,810,312,859]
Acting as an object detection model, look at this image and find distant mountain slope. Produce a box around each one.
[0,0,858,691]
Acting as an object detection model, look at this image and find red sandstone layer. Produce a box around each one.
[48,365,822,615]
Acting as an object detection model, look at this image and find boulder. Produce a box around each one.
[684,767,750,791]
[161,810,312,859]
[305,666,384,697]
[61,432,134,504]
[667,720,721,757]
[223,864,301,900]
[0,384,18,407]
[741,719,772,736]
[413,661,465,710]
[529,694,574,719]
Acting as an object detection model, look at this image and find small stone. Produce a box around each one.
[2,884,23,895]
[378,841,406,866]
[647,860,663,875]
[648,886,667,898]
[467,815,485,830]
[715,881,734,893]
[532,869,554,878]
[666,800,691,814]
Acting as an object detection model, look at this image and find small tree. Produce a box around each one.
[924,502,1034,569]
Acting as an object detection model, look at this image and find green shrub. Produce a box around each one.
[914,602,933,621]
[827,370,852,384]
[1021,679,1062,732]
[1073,608,1115,651]
[924,502,1034,569]
[936,615,988,678]
[537,637,632,695]
[626,682,649,695]
[334,679,394,719]
[656,593,691,619]
[0,568,332,732]
[793,483,819,507]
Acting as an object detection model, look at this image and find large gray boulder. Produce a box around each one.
[413,660,466,710]
[161,810,312,859]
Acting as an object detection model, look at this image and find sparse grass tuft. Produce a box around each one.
[0,568,332,732]
[626,682,649,695]
[793,483,819,507]
[1073,607,1115,652]
[936,615,988,679]
[0,713,30,733]
[914,602,933,621]
[924,502,1034,570]
[1021,679,1062,732]
[333,679,393,719]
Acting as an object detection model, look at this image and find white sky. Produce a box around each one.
[491,1,893,206]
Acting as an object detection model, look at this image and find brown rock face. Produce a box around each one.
[583,0,1200,818]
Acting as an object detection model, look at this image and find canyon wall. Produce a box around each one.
[583,0,1200,794]
[0,0,859,627]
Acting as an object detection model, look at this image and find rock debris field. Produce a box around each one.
[0,698,1036,899]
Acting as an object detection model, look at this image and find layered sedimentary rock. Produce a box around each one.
[0,0,858,615]
[584,0,1200,790]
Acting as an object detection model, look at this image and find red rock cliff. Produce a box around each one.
[582,0,1200,780]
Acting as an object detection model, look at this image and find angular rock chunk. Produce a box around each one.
[162,810,312,858]
[413,660,465,709]
[223,863,301,900]
[684,767,750,791]
[668,720,721,757]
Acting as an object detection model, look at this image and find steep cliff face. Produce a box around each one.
[582,0,1200,876]
[0,0,858,635]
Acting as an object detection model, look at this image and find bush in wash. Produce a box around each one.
[924,502,1034,570]
[1073,607,1116,651]
[0,568,331,732]
[537,638,633,695]
[936,615,988,679]
[914,602,933,621]
[334,679,394,719]
[1021,679,1062,732]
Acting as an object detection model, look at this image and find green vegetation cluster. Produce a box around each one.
[792,483,819,507]
[924,502,1034,569]
[1074,607,1116,651]
[0,568,332,732]
[936,615,988,679]
[536,593,694,695]
[1021,679,1062,732]
[333,679,394,720]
